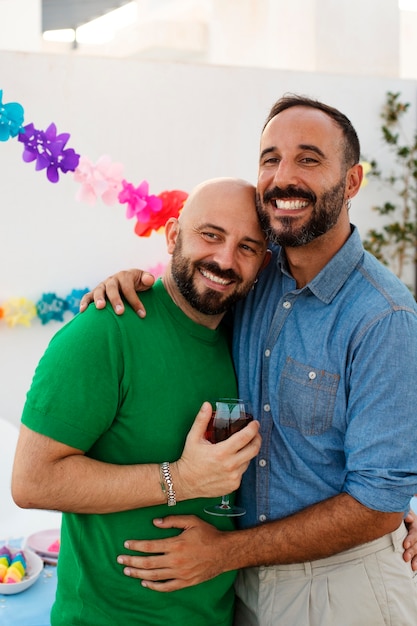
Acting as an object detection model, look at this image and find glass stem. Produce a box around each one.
[220,494,231,509]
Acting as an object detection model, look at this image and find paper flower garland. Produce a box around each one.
[0,88,188,237]
[0,267,168,329]
[0,290,88,328]
[0,88,187,329]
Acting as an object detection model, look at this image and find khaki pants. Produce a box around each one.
[234,524,417,626]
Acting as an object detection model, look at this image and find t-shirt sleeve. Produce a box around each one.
[22,305,123,451]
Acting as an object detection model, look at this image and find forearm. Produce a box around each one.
[219,493,404,570]
[12,414,261,514]
[12,425,183,513]
[13,452,169,514]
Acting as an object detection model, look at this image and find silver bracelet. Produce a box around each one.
[160,462,176,506]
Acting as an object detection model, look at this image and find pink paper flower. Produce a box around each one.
[146,262,167,278]
[118,179,163,222]
[74,155,124,205]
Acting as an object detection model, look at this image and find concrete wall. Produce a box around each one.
[1,51,416,427]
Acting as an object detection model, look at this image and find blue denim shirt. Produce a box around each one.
[233,226,417,529]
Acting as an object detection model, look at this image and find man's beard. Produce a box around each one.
[255,179,346,247]
[171,233,251,315]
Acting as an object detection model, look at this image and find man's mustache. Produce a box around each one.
[198,262,242,284]
[263,186,316,204]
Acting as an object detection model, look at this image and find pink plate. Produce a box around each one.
[25,529,60,558]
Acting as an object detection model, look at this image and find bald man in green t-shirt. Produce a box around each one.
[12,178,270,626]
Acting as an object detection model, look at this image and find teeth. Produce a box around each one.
[200,269,231,285]
[274,199,309,210]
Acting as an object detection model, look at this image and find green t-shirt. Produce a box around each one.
[22,279,238,626]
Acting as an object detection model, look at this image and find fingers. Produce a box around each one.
[79,287,106,312]
[79,270,155,316]
[117,550,179,592]
[176,404,260,499]
[121,516,198,556]
[403,544,417,570]
[117,516,220,591]
[187,401,213,441]
[402,509,417,570]
[79,279,124,314]
[140,579,185,592]
[188,402,260,451]
[225,420,261,453]
[117,270,155,318]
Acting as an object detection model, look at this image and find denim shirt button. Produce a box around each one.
[259,514,267,522]
[283,300,292,309]
[308,371,317,380]
[264,404,271,412]
[259,458,267,467]
[265,349,271,357]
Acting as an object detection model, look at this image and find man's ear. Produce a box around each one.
[259,248,272,274]
[345,163,363,200]
[165,218,180,254]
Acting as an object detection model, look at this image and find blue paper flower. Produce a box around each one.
[18,122,80,183]
[65,288,90,315]
[0,90,24,141]
[36,293,68,324]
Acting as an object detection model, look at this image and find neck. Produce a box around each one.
[284,220,351,289]
[162,268,224,330]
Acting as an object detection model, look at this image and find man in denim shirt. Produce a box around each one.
[83,96,417,625]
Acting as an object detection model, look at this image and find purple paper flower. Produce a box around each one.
[0,90,24,141]
[118,179,163,221]
[18,122,80,183]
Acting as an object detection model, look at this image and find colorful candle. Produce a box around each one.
[4,551,26,584]
[0,546,12,582]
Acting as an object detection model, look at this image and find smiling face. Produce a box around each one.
[256,105,360,248]
[165,178,268,319]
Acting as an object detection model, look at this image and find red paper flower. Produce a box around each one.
[134,189,188,237]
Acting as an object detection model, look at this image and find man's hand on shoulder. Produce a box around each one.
[79,270,155,317]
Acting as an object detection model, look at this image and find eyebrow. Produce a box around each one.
[198,222,265,247]
[260,143,326,160]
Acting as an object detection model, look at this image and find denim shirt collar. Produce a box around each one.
[276,225,364,304]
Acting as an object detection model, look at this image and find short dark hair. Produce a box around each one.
[263,94,360,168]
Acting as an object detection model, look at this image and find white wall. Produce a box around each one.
[0,0,41,52]
[1,51,416,427]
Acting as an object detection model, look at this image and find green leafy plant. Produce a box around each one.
[362,91,417,296]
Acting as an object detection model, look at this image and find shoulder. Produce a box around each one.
[358,251,417,314]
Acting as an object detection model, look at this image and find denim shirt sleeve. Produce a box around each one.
[343,307,417,512]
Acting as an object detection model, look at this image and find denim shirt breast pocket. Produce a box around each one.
[279,356,340,436]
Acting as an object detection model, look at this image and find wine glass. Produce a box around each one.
[204,398,253,517]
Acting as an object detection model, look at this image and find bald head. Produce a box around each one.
[162,177,269,327]
[178,177,258,227]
